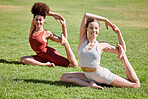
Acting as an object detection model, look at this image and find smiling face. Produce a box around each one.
[87,21,100,39]
[34,15,45,28]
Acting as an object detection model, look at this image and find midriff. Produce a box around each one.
[81,67,99,72]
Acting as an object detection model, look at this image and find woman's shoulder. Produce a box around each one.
[43,30,53,38]
[98,41,111,46]
[97,41,110,52]
[98,41,112,46]
[44,30,52,35]
[99,41,107,43]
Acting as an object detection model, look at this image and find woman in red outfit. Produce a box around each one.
[20,2,78,67]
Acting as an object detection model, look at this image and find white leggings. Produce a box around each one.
[83,67,115,85]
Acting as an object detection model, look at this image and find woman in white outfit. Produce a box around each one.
[60,13,140,89]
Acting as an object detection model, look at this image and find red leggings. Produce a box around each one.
[32,46,70,67]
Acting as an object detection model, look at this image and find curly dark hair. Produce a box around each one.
[31,2,50,18]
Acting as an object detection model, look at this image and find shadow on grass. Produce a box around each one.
[13,78,80,87]
[0,59,21,65]
[13,78,113,88]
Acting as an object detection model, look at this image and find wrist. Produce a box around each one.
[62,25,66,28]
[121,54,127,60]
[117,31,121,35]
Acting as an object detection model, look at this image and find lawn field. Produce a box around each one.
[0,0,148,99]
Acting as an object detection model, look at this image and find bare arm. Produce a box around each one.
[99,25,126,54]
[99,42,119,54]
[84,13,113,29]
[112,25,126,52]
[46,31,62,43]
[78,13,114,51]
[29,18,35,36]
[59,15,67,39]
[47,11,67,38]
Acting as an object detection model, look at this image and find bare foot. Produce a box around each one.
[117,44,126,60]
[61,33,68,46]
[45,62,56,68]
[88,81,104,90]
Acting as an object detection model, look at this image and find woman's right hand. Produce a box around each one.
[54,14,66,26]
[105,19,114,29]
[48,12,61,21]
[51,13,66,26]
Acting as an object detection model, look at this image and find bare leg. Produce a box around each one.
[110,44,140,88]
[20,56,55,68]
[60,72,104,89]
[61,34,78,67]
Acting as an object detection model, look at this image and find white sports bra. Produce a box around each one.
[78,39,101,68]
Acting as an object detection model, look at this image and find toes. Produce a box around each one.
[98,86,104,90]
[89,81,104,90]
[52,63,56,68]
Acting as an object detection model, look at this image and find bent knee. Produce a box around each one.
[60,74,67,82]
[20,56,32,64]
[20,57,25,63]
[133,81,140,88]
[60,73,71,82]
[70,62,78,68]
[74,62,78,67]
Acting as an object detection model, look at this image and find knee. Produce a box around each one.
[131,80,140,88]
[20,57,25,63]
[73,62,78,67]
[60,73,68,82]
[20,56,27,64]
[71,61,78,68]
[133,81,140,88]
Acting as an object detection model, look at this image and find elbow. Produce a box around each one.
[84,13,87,18]
[132,80,140,88]
[135,80,140,88]
[84,13,89,17]
[60,74,66,82]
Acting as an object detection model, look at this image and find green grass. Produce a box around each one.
[0,0,148,98]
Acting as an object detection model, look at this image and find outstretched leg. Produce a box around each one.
[60,72,104,89]
[61,34,78,67]
[20,56,55,68]
[110,44,140,88]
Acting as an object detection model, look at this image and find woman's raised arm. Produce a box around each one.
[29,18,35,36]
[101,25,126,54]
[47,12,67,38]
[112,25,126,52]
[78,13,114,51]
[84,13,113,29]
[78,13,88,51]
